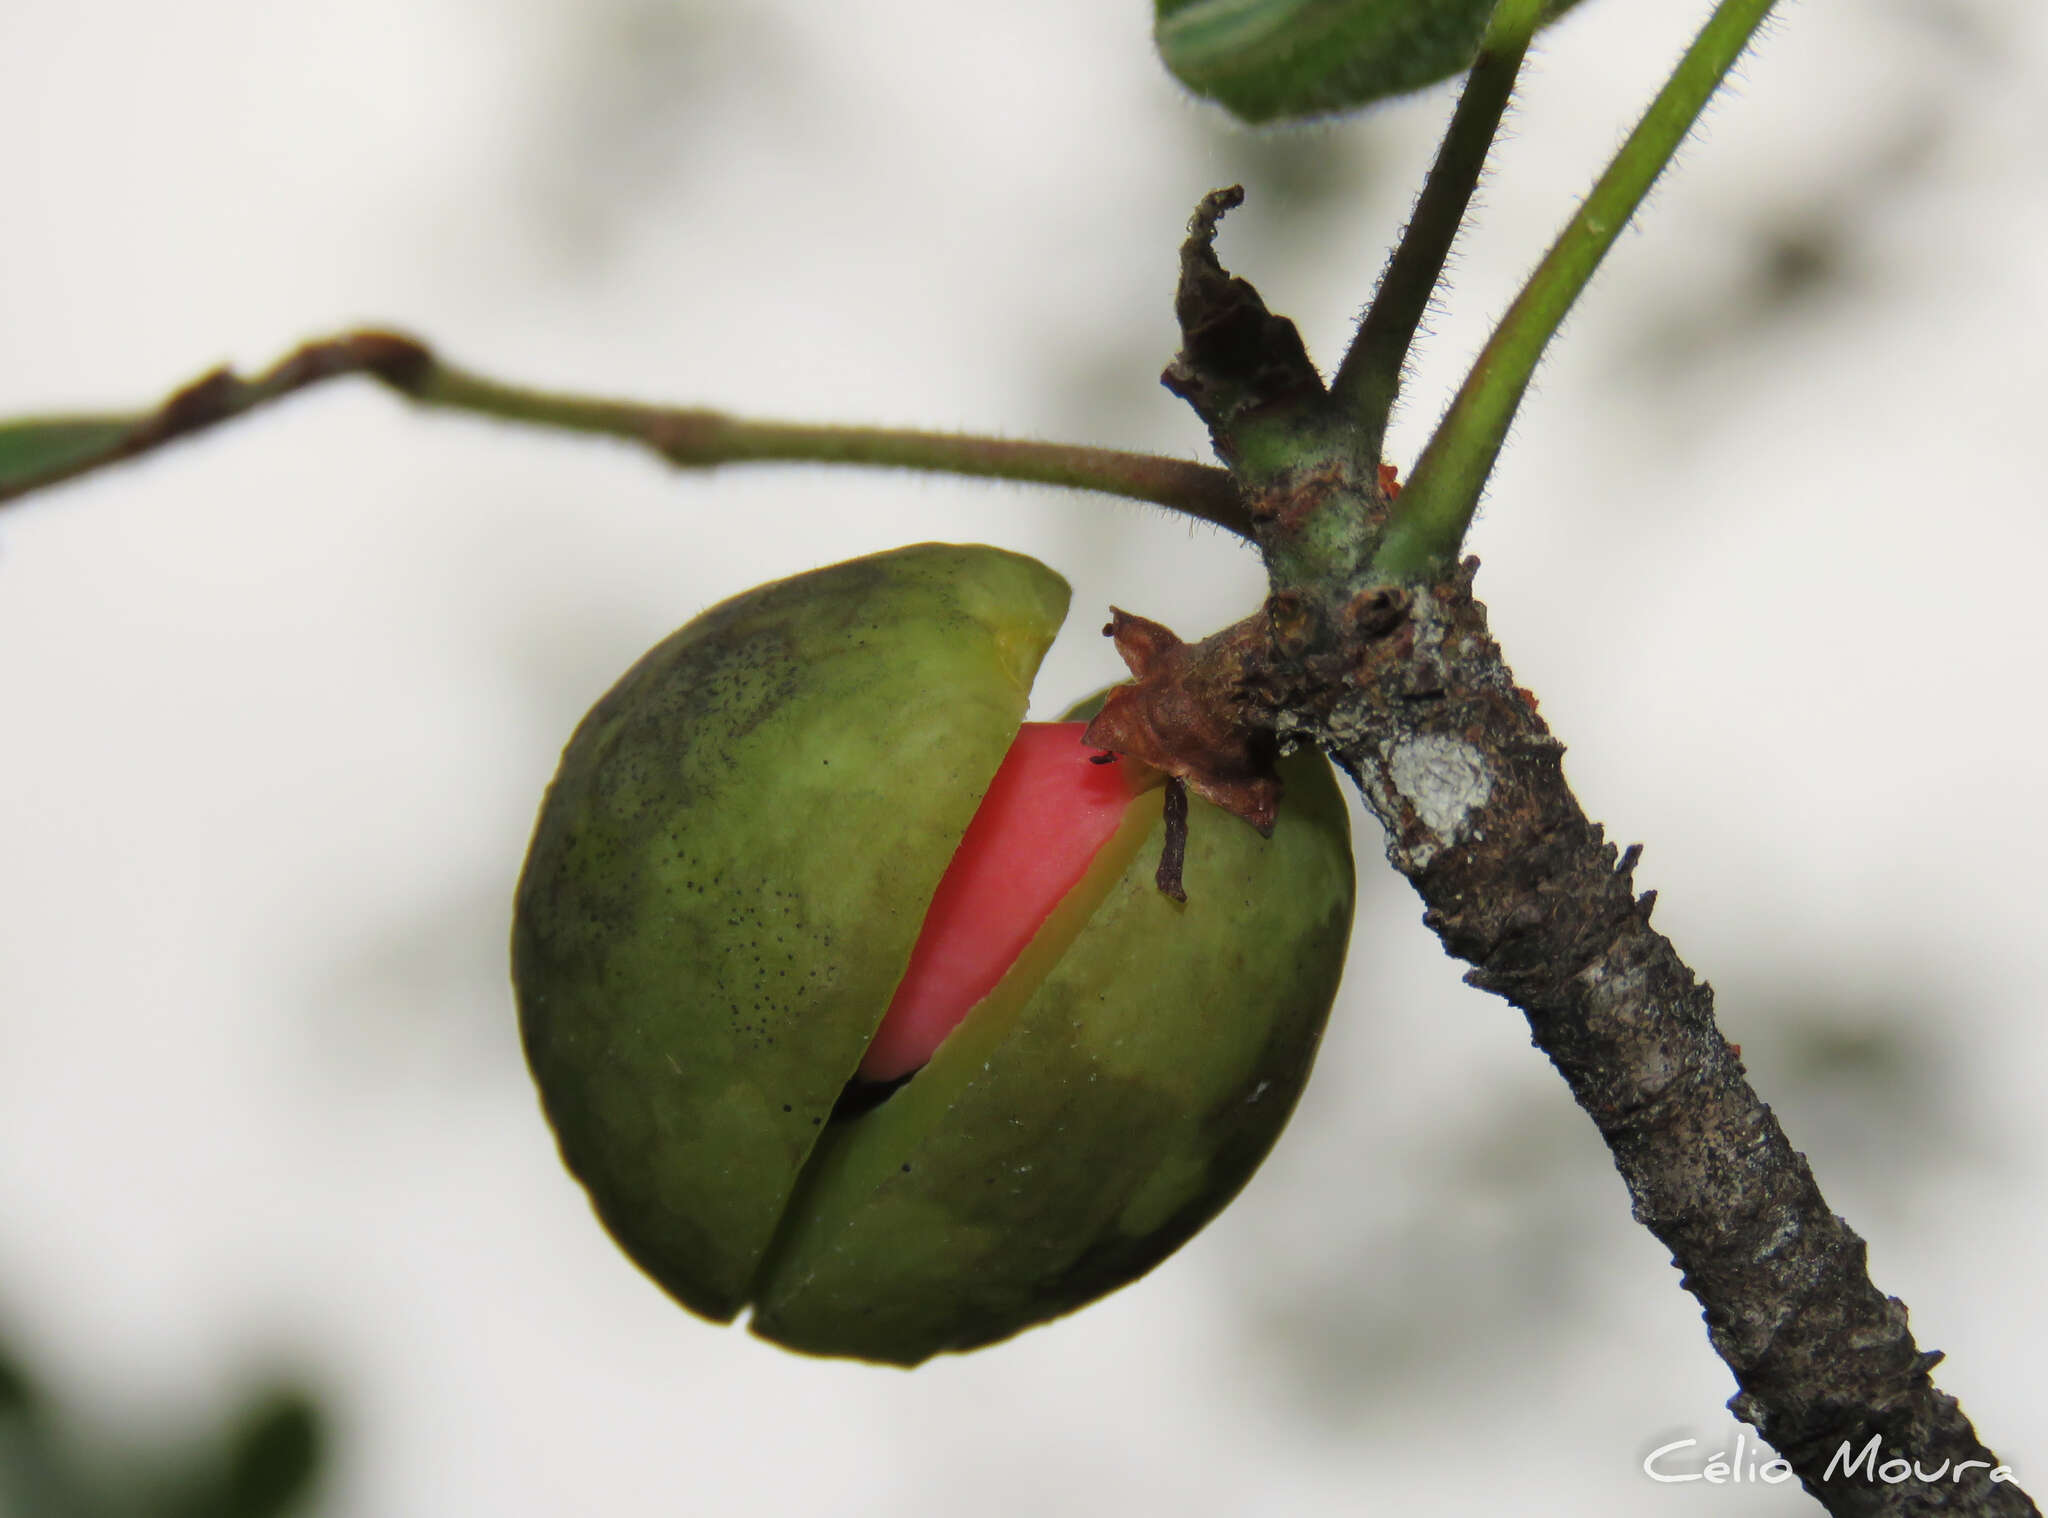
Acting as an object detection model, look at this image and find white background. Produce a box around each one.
[3,0,2044,1512]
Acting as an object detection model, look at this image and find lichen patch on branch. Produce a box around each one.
[1383,733,1494,863]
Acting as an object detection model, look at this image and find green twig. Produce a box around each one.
[1372,0,1779,579]
[1328,0,1544,457]
[0,332,1252,538]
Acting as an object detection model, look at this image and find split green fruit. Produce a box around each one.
[512,543,1354,1364]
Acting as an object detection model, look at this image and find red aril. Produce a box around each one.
[858,723,1147,1081]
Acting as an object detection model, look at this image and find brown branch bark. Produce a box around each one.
[1151,189,2035,1516]
[1244,568,2033,1515]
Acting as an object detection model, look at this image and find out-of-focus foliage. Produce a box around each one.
[0,1328,322,1518]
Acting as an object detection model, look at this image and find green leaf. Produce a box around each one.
[1155,0,1580,123]
[0,416,139,496]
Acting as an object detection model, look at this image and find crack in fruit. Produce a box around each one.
[857,723,1161,1083]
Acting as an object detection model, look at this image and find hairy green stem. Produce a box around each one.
[1373,0,1779,579]
[1328,0,1544,456]
[408,359,1250,535]
[0,332,1251,537]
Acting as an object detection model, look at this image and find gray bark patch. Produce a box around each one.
[1386,734,1493,853]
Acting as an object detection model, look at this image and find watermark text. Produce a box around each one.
[1643,1432,2015,1487]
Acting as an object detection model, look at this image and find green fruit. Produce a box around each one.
[513,543,1353,1365]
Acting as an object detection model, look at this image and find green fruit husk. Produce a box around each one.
[514,544,1068,1321]
[514,543,1354,1365]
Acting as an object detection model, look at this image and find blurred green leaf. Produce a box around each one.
[0,1334,85,1518]
[0,1344,32,1414]
[0,417,139,496]
[152,1387,325,1518]
[208,1393,321,1518]
[1154,0,1581,123]
[0,1320,326,1518]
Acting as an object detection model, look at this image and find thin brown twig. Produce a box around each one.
[0,331,1252,537]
